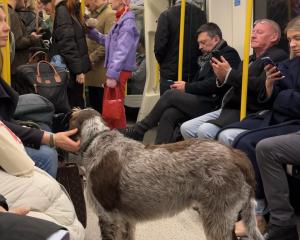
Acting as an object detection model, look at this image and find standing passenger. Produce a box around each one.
[87,0,139,128]
[50,0,91,109]
[85,0,115,113]
[155,0,206,95]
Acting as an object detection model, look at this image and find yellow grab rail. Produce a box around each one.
[0,0,11,84]
[240,0,253,120]
[177,0,185,81]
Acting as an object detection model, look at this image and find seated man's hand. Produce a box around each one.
[170,81,186,91]
[211,56,231,83]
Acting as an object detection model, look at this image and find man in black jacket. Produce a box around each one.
[155,0,207,94]
[120,23,241,144]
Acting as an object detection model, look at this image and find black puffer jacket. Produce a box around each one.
[50,1,91,75]
[154,3,206,82]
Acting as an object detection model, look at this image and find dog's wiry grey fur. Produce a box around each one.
[70,109,264,240]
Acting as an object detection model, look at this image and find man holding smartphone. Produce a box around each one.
[120,22,241,144]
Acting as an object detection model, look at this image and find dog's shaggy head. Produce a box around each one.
[69,108,101,131]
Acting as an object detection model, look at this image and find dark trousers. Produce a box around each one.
[256,132,300,226]
[68,74,85,109]
[232,123,300,199]
[140,89,218,144]
[88,86,104,113]
[0,212,68,240]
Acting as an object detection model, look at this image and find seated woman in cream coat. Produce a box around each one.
[0,120,84,240]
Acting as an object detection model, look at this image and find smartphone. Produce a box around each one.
[261,56,277,66]
[167,79,174,83]
[211,50,222,61]
[261,57,284,78]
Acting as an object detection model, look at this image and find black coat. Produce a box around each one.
[50,1,91,75]
[181,41,241,111]
[185,41,241,96]
[0,212,65,240]
[0,78,43,147]
[209,46,288,127]
[154,3,206,82]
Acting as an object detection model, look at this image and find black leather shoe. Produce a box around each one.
[264,224,298,240]
[118,126,144,141]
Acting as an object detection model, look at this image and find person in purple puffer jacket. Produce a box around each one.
[87,0,139,128]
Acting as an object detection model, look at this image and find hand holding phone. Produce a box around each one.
[261,57,284,78]
[211,50,222,62]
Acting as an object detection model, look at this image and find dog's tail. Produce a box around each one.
[232,149,256,196]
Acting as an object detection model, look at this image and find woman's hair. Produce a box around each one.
[67,0,84,26]
[285,16,300,33]
[285,16,300,59]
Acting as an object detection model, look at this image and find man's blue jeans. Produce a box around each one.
[25,145,58,178]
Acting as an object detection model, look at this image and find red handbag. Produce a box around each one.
[102,87,124,123]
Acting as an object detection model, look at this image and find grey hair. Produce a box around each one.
[253,19,281,43]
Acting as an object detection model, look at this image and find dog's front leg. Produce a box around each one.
[120,220,135,240]
[99,216,118,240]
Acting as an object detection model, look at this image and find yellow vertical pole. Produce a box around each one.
[80,0,85,16]
[1,0,11,84]
[240,0,253,120]
[177,0,185,81]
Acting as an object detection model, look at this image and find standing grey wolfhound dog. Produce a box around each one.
[70,108,264,240]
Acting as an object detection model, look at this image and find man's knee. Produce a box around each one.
[180,121,194,139]
[256,138,274,166]
[197,123,220,140]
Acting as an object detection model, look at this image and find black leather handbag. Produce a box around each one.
[56,162,87,228]
[14,60,70,113]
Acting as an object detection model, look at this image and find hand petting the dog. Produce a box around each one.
[42,129,80,152]
[106,78,117,88]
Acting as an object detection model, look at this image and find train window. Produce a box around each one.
[254,0,300,53]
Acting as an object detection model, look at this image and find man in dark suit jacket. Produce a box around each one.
[120,22,241,144]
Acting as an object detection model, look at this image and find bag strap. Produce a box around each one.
[36,60,62,83]
[29,51,49,63]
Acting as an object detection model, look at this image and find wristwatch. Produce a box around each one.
[49,133,55,148]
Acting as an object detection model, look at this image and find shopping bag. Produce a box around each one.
[102,86,124,123]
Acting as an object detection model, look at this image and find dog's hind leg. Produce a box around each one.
[241,198,264,240]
